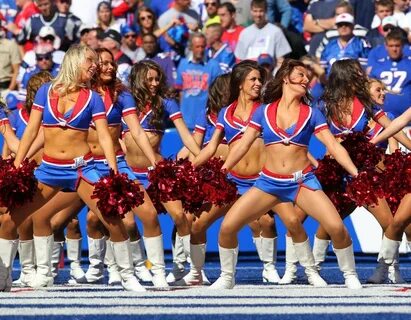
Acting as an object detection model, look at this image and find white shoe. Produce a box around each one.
[279,236,298,285]
[379,235,401,265]
[0,238,19,292]
[209,246,238,290]
[130,239,153,282]
[261,237,280,283]
[32,235,54,288]
[367,261,388,284]
[166,233,187,283]
[51,241,64,278]
[293,239,327,287]
[105,239,121,286]
[66,238,86,283]
[15,240,36,287]
[312,236,330,271]
[334,244,362,289]
[388,250,405,284]
[111,240,146,292]
[176,243,206,286]
[144,235,169,288]
[85,236,106,284]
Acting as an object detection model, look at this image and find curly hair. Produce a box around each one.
[262,59,312,104]
[206,73,231,117]
[128,60,171,130]
[91,48,126,103]
[229,60,266,105]
[25,71,53,113]
[321,59,374,125]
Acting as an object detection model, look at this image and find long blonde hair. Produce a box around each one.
[51,44,96,96]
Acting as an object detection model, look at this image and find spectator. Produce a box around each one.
[316,0,368,59]
[55,0,82,46]
[0,22,21,96]
[4,0,39,52]
[136,6,179,47]
[151,0,174,18]
[21,44,59,90]
[366,1,395,48]
[0,0,17,39]
[231,0,253,27]
[96,1,120,32]
[303,0,340,56]
[141,33,176,86]
[369,29,411,118]
[204,0,221,27]
[234,0,291,68]
[17,25,65,87]
[101,29,132,84]
[205,23,235,73]
[218,2,244,52]
[349,0,374,29]
[17,0,68,51]
[367,27,410,73]
[79,24,92,45]
[111,0,139,27]
[86,27,102,50]
[158,0,200,32]
[267,0,292,29]
[175,32,222,129]
[257,53,275,78]
[393,0,409,27]
[369,15,399,49]
[120,24,140,63]
[320,13,370,74]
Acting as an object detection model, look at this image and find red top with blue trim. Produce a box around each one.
[122,99,182,134]
[317,97,384,137]
[32,82,106,131]
[215,101,261,145]
[248,101,329,147]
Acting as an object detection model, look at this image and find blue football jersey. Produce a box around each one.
[206,43,235,74]
[369,55,411,117]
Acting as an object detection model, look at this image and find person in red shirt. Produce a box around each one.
[218,2,244,52]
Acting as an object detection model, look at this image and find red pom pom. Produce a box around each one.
[148,158,203,212]
[91,170,144,219]
[381,150,411,214]
[196,158,238,207]
[146,184,167,214]
[315,155,345,190]
[345,170,385,207]
[0,158,37,210]
[326,190,356,214]
[340,131,385,170]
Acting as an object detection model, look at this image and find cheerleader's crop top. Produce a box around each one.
[215,100,261,144]
[248,100,329,147]
[32,82,106,131]
[122,98,182,134]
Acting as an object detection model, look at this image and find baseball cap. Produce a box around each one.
[257,53,274,66]
[335,13,354,25]
[102,29,122,45]
[382,16,397,28]
[38,26,61,49]
[120,24,138,37]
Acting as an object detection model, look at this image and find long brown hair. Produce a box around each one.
[129,60,171,130]
[91,48,126,103]
[228,60,266,105]
[321,59,374,124]
[262,59,312,104]
[206,73,231,116]
[26,71,53,113]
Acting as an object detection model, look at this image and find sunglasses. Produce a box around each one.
[36,55,52,61]
[336,22,352,28]
[205,2,218,7]
[140,15,153,21]
[124,34,137,39]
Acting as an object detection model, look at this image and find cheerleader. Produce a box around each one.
[122,60,201,282]
[0,45,144,292]
[371,107,411,276]
[205,59,362,289]
[191,61,327,287]
[313,60,411,283]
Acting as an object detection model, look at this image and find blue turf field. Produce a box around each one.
[1,253,410,320]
